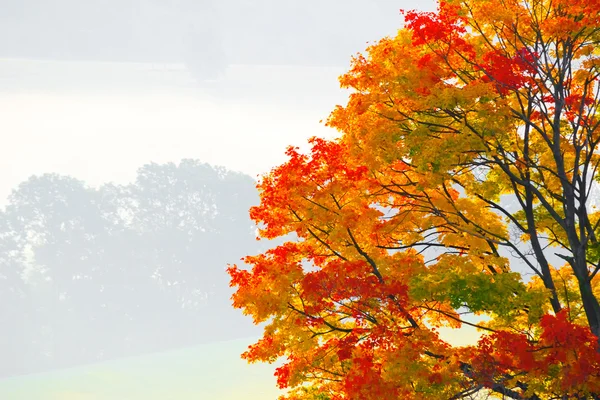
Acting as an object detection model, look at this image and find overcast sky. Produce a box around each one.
[0,0,437,204]
[0,61,347,204]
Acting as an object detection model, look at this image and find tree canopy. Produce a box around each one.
[228,0,600,398]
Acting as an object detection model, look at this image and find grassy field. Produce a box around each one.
[0,327,482,400]
[0,337,284,400]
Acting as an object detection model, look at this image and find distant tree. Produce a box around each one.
[0,210,30,377]
[0,160,260,377]
[4,174,107,368]
[115,160,260,346]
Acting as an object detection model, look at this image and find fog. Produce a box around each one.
[0,1,440,398]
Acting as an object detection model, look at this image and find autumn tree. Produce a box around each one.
[228,0,600,398]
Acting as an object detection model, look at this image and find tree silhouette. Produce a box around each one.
[0,160,260,377]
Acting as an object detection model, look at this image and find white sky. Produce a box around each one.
[0,61,347,204]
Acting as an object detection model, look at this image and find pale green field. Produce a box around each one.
[0,328,481,400]
[0,338,285,400]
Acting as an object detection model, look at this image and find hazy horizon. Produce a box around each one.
[0,58,347,207]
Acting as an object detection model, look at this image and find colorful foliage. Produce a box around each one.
[229,0,600,398]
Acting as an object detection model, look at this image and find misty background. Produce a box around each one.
[0,1,435,398]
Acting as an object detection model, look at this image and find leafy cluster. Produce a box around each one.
[229,0,600,398]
